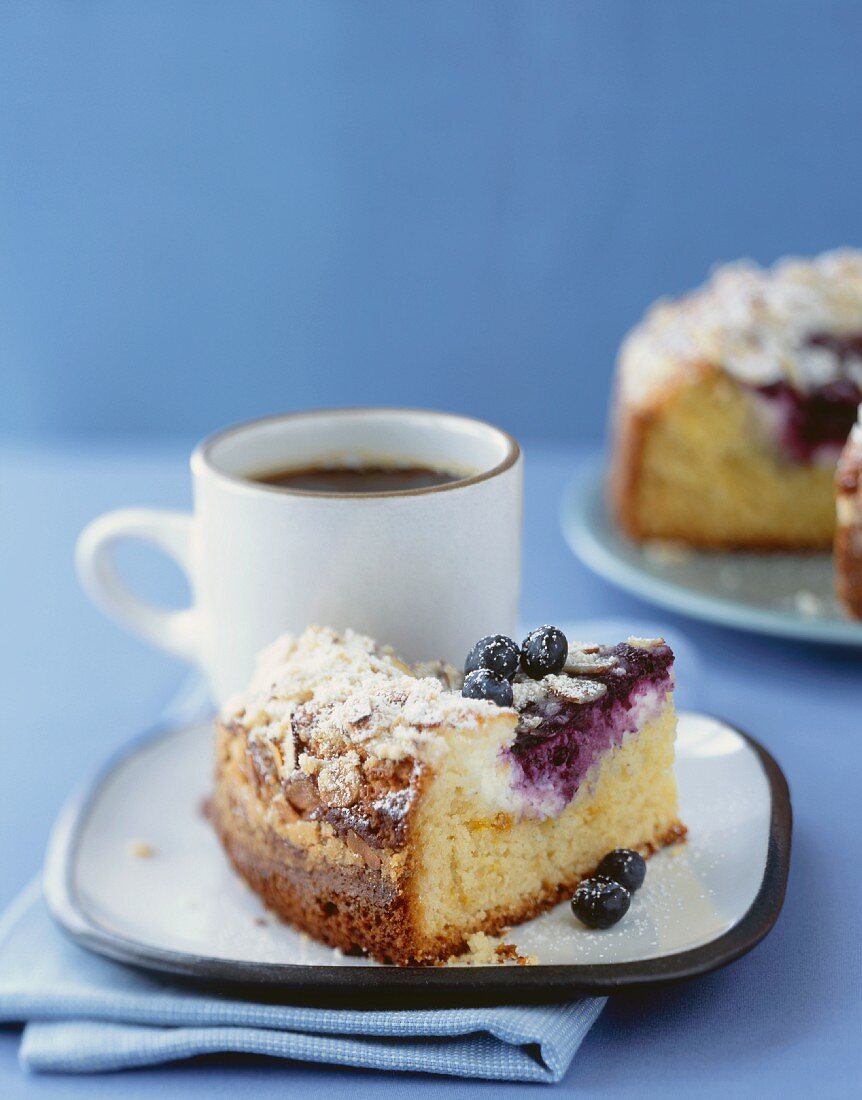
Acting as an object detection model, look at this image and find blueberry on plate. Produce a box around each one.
[461,668,514,707]
[596,848,647,893]
[464,634,520,680]
[520,625,568,679]
[571,877,631,929]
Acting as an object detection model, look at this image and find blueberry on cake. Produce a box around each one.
[212,625,684,965]
[835,406,862,618]
[611,250,862,548]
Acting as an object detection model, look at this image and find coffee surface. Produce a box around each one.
[252,463,462,494]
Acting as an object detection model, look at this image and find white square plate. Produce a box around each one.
[43,709,790,1001]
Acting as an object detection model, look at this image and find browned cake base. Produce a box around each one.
[211,764,685,965]
[213,791,416,963]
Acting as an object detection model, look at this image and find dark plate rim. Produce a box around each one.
[561,468,862,647]
[43,712,792,1005]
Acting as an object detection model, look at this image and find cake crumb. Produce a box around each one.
[127,840,155,859]
[444,932,537,967]
[644,540,693,566]
[493,942,538,966]
[792,589,823,617]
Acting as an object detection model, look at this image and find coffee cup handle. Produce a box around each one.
[75,508,199,662]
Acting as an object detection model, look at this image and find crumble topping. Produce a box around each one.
[223,628,670,823]
[225,629,653,772]
[512,674,607,710]
[127,840,155,859]
[563,647,620,675]
[412,659,464,691]
[620,250,862,405]
[316,751,362,808]
[223,627,505,777]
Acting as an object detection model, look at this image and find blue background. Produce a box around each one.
[3,0,862,445]
[3,5,862,1095]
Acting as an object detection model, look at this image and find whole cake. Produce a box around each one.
[212,625,684,964]
[835,406,862,618]
[611,250,862,548]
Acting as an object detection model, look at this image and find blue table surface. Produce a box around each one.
[1,439,859,1098]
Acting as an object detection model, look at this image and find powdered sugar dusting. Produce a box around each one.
[223,626,505,775]
[512,675,607,709]
[620,249,862,405]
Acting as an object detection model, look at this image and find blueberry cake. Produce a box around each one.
[835,406,862,618]
[212,625,684,964]
[611,250,862,548]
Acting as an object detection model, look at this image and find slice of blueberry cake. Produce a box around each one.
[213,625,685,964]
[611,249,862,548]
[835,406,862,618]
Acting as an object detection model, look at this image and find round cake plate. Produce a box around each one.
[43,709,791,1003]
[561,466,862,648]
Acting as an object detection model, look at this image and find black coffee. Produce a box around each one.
[252,463,463,494]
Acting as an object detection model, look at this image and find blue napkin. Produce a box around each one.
[0,670,610,1082]
[0,882,605,1082]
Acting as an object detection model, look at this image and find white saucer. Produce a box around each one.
[561,467,862,647]
[44,708,790,999]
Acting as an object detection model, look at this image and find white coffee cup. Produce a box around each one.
[76,408,523,703]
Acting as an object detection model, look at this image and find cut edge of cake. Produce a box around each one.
[835,405,862,619]
[610,363,840,549]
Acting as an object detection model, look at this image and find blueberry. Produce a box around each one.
[520,626,568,679]
[462,668,514,707]
[571,877,631,930]
[464,635,520,680]
[596,849,647,893]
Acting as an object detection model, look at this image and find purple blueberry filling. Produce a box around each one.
[754,379,860,463]
[751,332,862,463]
[506,642,674,815]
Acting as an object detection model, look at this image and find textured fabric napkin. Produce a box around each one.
[0,669,613,1082]
[0,882,605,1082]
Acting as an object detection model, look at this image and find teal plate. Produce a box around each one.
[561,467,862,648]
